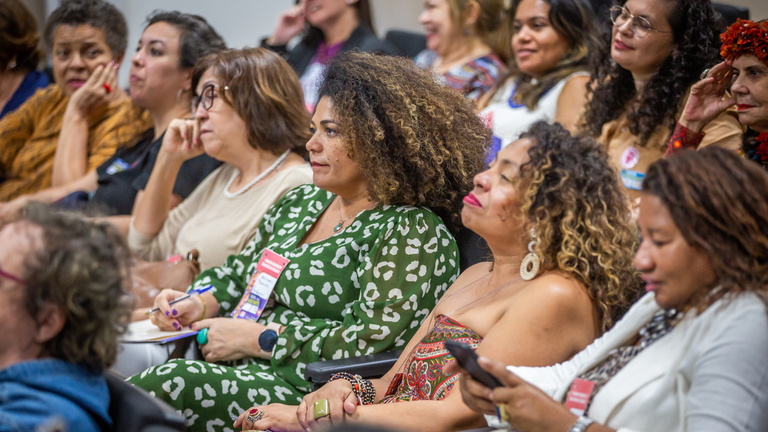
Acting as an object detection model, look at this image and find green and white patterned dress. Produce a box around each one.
[128,184,459,432]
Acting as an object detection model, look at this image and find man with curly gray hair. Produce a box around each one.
[0,203,132,431]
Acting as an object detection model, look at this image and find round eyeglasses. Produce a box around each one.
[610,6,672,38]
[191,83,230,115]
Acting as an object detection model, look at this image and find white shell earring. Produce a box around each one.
[520,230,540,281]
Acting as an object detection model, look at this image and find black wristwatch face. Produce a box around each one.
[259,329,279,352]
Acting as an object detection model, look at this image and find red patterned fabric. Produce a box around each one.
[666,122,706,156]
[380,315,482,403]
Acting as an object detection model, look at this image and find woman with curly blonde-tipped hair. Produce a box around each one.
[236,121,643,432]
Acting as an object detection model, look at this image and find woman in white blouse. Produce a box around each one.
[448,147,768,432]
[479,0,597,160]
[128,48,312,271]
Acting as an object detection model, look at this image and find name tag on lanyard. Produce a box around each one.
[564,378,596,416]
[230,249,289,322]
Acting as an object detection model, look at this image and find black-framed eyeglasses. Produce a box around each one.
[610,6,673,38]
[0,262,25,285]
[190,83,229,114]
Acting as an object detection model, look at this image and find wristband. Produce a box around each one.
[329,372,375,405]
[568,415,594,432]
[194,295,207,322]
[667,122,705,155]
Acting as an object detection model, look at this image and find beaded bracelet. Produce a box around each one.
[329,372,375,405]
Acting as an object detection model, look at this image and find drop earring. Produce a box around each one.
[520,229,540,281]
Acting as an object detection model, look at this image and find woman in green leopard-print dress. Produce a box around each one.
[128,50,489,432]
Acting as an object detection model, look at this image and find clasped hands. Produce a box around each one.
[234,379,357,432]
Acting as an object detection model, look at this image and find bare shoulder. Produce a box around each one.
[559,76,590,100]
[510,272,593,321]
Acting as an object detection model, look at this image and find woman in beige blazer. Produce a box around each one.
[448,147,768,432]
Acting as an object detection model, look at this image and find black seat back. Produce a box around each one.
[106,373,186,432]
[385,30,428,59]
[713,3,749,27]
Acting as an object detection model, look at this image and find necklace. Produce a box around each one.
[223,150,290,198]
[334,198,376,232]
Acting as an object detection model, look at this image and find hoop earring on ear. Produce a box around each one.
[8,59,17,69]
[520,229,540,281]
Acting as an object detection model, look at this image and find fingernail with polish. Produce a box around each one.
[189,324,194,329]
[165,311,170,317]
[172,309,178,316]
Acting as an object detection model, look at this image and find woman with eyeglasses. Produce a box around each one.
[127,48,312,274]
[0,11,225,227]
[127,51,483,432]
[580,0,742,201]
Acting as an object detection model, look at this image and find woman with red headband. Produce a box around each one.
[668,19,768,169]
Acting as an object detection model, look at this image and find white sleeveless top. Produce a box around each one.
[480,72,589,160]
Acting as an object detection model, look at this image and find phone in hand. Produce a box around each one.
[444,340,504,389]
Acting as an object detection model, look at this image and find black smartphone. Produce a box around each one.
[444,340,504,389]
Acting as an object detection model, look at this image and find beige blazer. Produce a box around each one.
[487,292,768,432]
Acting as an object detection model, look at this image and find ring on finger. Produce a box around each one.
[247,409,264,423]
[497,403,510,423]
[700,68,711,80]
[313,399,330,419]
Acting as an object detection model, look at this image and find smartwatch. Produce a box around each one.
[257,322,282,359]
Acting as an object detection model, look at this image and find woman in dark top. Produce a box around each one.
[262,0,397,111]
[0,0,49,119]
[0,11,225,228]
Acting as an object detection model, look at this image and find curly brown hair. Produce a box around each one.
[317,51,489,233]
[643,147,768,309]
[517,122,643,331]
[18,203,132,370]
[581,0,722,148]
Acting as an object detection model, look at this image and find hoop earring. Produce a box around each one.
[8,59,17,70]
[520,229,540,281]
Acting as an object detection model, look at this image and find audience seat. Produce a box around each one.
[384,30,427,59]
[106,372,186,432]
[305,351,401,391]
[713,3,749,26]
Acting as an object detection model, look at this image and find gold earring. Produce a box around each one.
[520,230,540,281]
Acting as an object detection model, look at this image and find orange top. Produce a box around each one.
[595,98,742,201]
[0,85,150,201]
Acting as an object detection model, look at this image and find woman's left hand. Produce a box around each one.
[446,357,579,432]
[233,404,304,432]
[191,318,264,362]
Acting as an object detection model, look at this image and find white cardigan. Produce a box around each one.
[487,292,768,432]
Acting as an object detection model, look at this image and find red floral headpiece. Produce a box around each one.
[720,19,768,64]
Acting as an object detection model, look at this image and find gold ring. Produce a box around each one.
[497,403,509,423]
[313,399,330,419]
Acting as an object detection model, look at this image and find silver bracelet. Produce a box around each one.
[568,415,594,432]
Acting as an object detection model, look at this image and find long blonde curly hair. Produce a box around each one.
[517,122,643,331]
